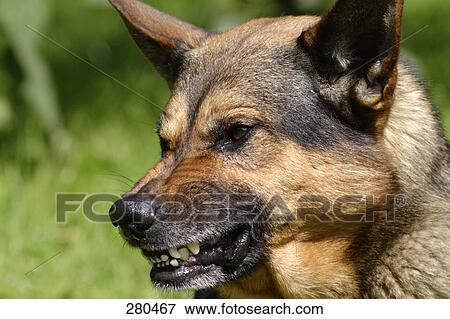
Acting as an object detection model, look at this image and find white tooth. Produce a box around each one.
[149,257,156,263]
[179,248,190,261]
[168,247,181,259]
[165,260,170,266]
[155,258,161,263]
[187,241,200,255]
[170,259,179,267]
[160,254,169,262]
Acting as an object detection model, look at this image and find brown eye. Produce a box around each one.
[226,124,253,143]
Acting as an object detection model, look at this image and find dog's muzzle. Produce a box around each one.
[108,191,266,290]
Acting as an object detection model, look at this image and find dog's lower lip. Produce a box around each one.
[151,264,216,284]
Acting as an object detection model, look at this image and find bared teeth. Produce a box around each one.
[187,241,200,255]
[148,242,201,267]
[178,248,190,261]
[168,247,181,259]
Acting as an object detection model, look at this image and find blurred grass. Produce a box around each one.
[0,0,448,298]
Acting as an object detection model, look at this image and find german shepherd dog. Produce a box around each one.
[108,0,450,298]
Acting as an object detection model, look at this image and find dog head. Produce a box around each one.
[109,0,404,296]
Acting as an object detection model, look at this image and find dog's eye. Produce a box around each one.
[225,124,253,144]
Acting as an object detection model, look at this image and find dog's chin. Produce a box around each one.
[140,227,264,290]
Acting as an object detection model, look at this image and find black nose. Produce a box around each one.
[109,194,155,238]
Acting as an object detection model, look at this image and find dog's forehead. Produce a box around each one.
[205,16,320,47]
[159,16,320,144]
[184,16,320,74]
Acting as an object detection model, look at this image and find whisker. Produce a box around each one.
[101,171,135,184]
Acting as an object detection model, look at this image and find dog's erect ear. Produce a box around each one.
[109,0,209,87]
[301,0,404,133]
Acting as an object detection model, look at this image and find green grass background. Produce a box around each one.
[0,0,448,298]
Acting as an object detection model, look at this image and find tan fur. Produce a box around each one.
[219,231,359,298]
[219,265,278,299]
[384,64,446,191]
[159,94,190,150]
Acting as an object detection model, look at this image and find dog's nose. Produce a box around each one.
[109,194,155,238]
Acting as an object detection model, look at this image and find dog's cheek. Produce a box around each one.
[225,142,308,218]
[266,238,359,298]
[242,140,394,220]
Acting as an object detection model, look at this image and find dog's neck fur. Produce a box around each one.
[360,64,450,298]
[217,64,450,299]
[384,64,450,194]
